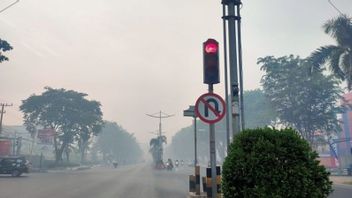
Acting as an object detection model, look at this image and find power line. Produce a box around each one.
[328,0,343,15]
[146,111,174,138]
[146,111,174,163]
[0,0,19,14]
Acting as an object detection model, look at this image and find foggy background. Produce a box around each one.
[0,0,351,143]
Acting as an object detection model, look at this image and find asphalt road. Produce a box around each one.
[1,164,351,198]
[0,164,191,198]
[330,184,352,198]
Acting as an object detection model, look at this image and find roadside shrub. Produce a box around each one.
[222,128,332,198]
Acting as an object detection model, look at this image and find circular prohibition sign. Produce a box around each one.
[195,92,226,124]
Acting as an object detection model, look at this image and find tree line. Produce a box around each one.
[20,87,142,165]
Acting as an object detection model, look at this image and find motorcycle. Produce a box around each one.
[166,159,174,171]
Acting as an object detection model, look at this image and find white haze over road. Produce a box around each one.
[0,0,351,143]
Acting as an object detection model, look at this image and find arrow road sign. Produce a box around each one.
[195,93,226,124]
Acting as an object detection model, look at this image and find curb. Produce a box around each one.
[188,192,207,198]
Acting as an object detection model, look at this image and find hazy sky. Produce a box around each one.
[0,0,351,143]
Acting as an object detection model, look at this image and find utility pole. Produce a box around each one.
[146,111,174,163]
[222,0,244,136]
[0,103,13,135]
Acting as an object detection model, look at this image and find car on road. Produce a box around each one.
[0,156,30,177]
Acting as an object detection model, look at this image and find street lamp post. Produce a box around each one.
[183,105,200,195]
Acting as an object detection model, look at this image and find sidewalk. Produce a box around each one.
[330,176,352,185]
[30,165,92,173]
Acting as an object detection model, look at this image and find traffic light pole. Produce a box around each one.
[222,0,243,136]
[208,84,217,198]
[194,116,198,166]
[202,38,222,198]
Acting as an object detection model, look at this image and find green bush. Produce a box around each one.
[222,128,332,198]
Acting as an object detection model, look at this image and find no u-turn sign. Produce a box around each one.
[195,93,226,124]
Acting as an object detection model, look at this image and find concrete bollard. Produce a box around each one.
[202,176,207,193]
[206,166,222,198]
[195,165,201,195]
[189,175,196,192]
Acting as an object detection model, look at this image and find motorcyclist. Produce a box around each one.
[175,160,179,167]
[167,158,174,171]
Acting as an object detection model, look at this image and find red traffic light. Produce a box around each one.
[203,38,220,85]
[204,39,219,54]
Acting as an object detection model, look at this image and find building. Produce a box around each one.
[336,93,352,168]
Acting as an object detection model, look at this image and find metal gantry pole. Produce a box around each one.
[236,3,245,130]
[159,111,162,162]
[223,0,241,137]
[222,3,231,149]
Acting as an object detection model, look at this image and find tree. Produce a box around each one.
[259,55,343,144]
[244,89,277,129]
[149,135,167,165]
[309,15,352,89]
[222,128,332,198]
[20,87,103,164]
[95,121,143,164]
[0,39,12,63]
[74,99,104,163]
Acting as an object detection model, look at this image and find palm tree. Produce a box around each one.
[149,135,167,166]
[309,15,352,89]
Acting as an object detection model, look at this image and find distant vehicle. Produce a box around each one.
[166,159,174,171]
[175,160,179,167]
[0,156,30,177]
[112,161,118,168]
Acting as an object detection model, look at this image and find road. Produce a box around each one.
[0,164,191,198]
[330,184,352,198]
[0,164,351,198]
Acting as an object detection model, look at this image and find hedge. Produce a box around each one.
[222,128,332,198]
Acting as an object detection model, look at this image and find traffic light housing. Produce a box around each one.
[203,39,220,85]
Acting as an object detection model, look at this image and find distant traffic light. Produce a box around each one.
[203,39,220,85]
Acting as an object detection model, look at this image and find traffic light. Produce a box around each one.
[203,39,220,85]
